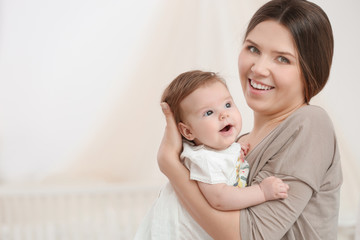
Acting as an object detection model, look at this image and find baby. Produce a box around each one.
[135,70,289,240]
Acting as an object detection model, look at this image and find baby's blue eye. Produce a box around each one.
[204,110,213,116]
[225,103,231,108]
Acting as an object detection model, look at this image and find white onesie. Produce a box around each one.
[134,141,249,240]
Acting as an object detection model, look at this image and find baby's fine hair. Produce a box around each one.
[161,70,227,124]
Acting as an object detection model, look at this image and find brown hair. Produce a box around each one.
[245,0,334,103]
[161,70,227,124]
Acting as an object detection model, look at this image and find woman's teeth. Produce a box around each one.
[250,80,272,90]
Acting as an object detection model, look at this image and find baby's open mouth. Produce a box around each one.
[220,124,232,132]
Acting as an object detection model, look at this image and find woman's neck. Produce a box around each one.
[247,103,306,151]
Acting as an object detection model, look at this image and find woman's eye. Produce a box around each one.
[248,46,260,54]
[225,103,231,108]
[204,110,213,116]
[277,56,290,64]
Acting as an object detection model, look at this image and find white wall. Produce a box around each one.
[0,0,161,181]
[0,0,359,225]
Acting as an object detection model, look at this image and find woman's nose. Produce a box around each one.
[251,57,270,76]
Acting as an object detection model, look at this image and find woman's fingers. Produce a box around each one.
[157,102,183,172]
[160,102,182,147]
[160,102,177,131]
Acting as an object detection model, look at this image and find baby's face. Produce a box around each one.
[179,81,242,150]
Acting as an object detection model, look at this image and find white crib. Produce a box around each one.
[0,183,161,240]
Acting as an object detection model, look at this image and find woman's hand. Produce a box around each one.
[157,102,183,175]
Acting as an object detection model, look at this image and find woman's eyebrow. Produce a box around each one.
[273,50,296,59]
[244,39,258,46]
[245,39,296,59]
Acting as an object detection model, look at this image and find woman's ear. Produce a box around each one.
[178,122,195,141]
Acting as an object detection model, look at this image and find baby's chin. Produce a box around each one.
[209,138,238,151]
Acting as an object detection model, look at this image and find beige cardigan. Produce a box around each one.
[240,105,342,240]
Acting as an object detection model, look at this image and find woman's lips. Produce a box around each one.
[249,79,274,91]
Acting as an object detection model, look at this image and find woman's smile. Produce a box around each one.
[249,79,274,91]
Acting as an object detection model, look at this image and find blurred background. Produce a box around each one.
[0,0,359,239]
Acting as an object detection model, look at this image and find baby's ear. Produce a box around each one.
[178,122,195,141]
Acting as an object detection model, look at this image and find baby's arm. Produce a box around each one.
[198,176,289,211]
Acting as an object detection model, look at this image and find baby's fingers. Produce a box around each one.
[279,183,289,192]
[276,192,288,199]
[276,183,289,199]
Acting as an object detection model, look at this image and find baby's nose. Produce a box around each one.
[219,112,229,120]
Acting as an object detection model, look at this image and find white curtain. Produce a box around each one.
[0,0,359,226]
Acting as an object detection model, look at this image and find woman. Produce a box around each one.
[157,0,342,239]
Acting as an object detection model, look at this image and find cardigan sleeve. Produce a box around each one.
[240,106,342,240]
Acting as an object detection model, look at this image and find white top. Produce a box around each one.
[182,141,244,185]
[134,141,249,240]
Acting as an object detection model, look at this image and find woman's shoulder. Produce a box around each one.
[286,104,334,129]
[268,104,336,145]
[293,104,329,119]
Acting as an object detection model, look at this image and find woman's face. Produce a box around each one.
[238,20,305,117]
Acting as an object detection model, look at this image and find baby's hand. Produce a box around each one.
[259,176,289,201]
[240,143,250,156]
